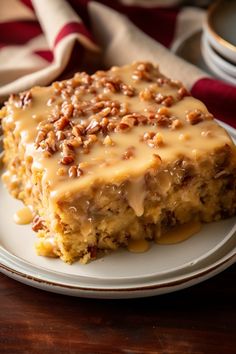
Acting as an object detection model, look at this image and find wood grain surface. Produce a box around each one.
[0,264,235,354]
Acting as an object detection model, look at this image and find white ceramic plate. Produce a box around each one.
[0,121,235,299]
[205,0,236,64]
[174,30,236,86]
[201,34,236,86]
[202,33,236,79]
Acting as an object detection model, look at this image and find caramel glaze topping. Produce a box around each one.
[1,62,232,203]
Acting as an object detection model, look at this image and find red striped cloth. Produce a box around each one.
[0,0,235,128]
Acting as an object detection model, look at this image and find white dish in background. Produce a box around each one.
[202,33,236,78]
[204,0,236,64]
[201,34,236,86]
[0,121,235,299]
[174,30,236,86]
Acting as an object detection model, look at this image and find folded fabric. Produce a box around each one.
[0,0,235,127]
[0,0,98,97]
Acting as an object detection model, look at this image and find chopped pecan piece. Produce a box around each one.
[86,120,101,134]
[162,96,174,107]
[177,87,190,99]
[60,142,75,165]
[122,146,135,160]
[55,116,70,131]
[156,115,171,127]
[186,109,204,125]
[32,215,45,232]
[35,131,47,147]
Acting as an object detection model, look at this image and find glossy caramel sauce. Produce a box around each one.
[128,238,150,253]
[156,221,202,245]
[128,221,202,253]
[13,206,33,225]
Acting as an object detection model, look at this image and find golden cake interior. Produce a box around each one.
[1,62,236,263]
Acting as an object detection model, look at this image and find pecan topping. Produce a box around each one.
[120,83,135,96]
[60,156,75,165]
[155,93,165,104]
[171,119,182,130]
[162,95,174,107]
[116,122,131,132]
[10,61,215,181]
[21,91,32,108]
[55,116,70,131]
[156,115,171,127]
[177,87,190,99]
[60,142,75,165]
[61,102,74,118]
[132,62,153,81]
[157,107,169,116]
[139,88,153,101]
[35,131,47,147]
[32,215,45,232]
[86,120,101,134]
[68,165,83,178]
[56,131,66,141]
[44,130,57,154]
[10,91,32,109]
[120,115,137,127]
[186,109,204,125]
[142,131,164,148]
[122,146,135,160]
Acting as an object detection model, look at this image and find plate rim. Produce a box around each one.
[0,247,235,297]
[202,33,236,77]
[201,34,236,86]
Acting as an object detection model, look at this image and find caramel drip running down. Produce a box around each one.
[126,176,146,216]
[156,221,202,245]
[128,238,150,253]
[128,221,201,253]
[13,206,33,225]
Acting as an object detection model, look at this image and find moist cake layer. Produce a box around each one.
[1,62,236,263]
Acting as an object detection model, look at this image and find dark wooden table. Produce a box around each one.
[0,264,235,354]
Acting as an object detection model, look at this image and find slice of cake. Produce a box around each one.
[1,62,236,263]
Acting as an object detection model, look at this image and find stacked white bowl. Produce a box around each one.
[202,0,236,86]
